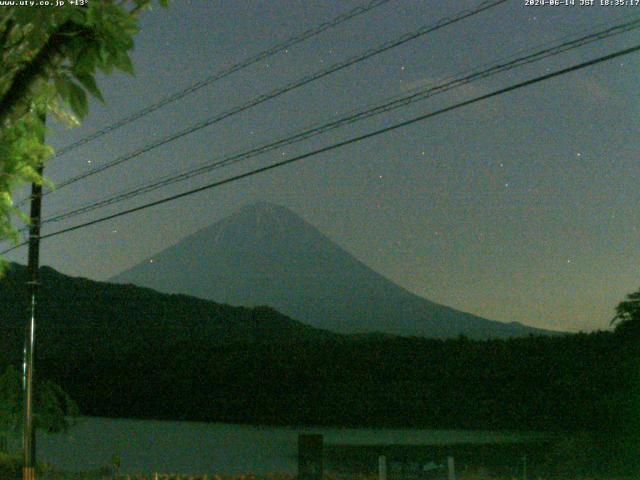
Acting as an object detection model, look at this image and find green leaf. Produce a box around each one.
[54,74,73,103]
[113,51,134,74]
[66,6,88,26]
[74,72,104,102]
[95,44,113,73]
[72,43,99,75]
[67,81,88,119]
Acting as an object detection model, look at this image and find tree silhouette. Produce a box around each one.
[611,288,640,338]
[0,365,79,453]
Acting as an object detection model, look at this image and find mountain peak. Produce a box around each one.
[240,201,288,214]
[207,202,313,248]
[231,202,300,230]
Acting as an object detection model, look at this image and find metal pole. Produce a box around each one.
[23,115,44,480]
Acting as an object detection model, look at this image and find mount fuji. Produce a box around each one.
[110,202,554,339]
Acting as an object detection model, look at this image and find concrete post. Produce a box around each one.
[378,455,387,480]
[447,456,456,480]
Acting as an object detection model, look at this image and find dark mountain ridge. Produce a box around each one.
[0,262,337,363]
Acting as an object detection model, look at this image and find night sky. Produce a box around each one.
[4,0,639,333]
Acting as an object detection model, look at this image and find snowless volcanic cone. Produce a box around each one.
[111,202,556,339]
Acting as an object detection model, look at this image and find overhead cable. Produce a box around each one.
[3,43,638,255]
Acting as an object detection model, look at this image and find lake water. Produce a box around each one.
[29,417,546,475]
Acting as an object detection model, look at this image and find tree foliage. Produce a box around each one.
[0,0,167,269]
[0,364,79,440]
[611,287,640,338]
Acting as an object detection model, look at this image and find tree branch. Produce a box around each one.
[0,18,15,53]
[0,21,76,127]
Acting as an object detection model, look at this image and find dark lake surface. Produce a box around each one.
[31,417,549,475]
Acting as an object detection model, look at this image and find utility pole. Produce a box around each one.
[23,114,44,480]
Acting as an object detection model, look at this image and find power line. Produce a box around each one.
[23,0,507,205]
[50,0,395,159]
[36,16,640,226]
[3,43,638,255]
